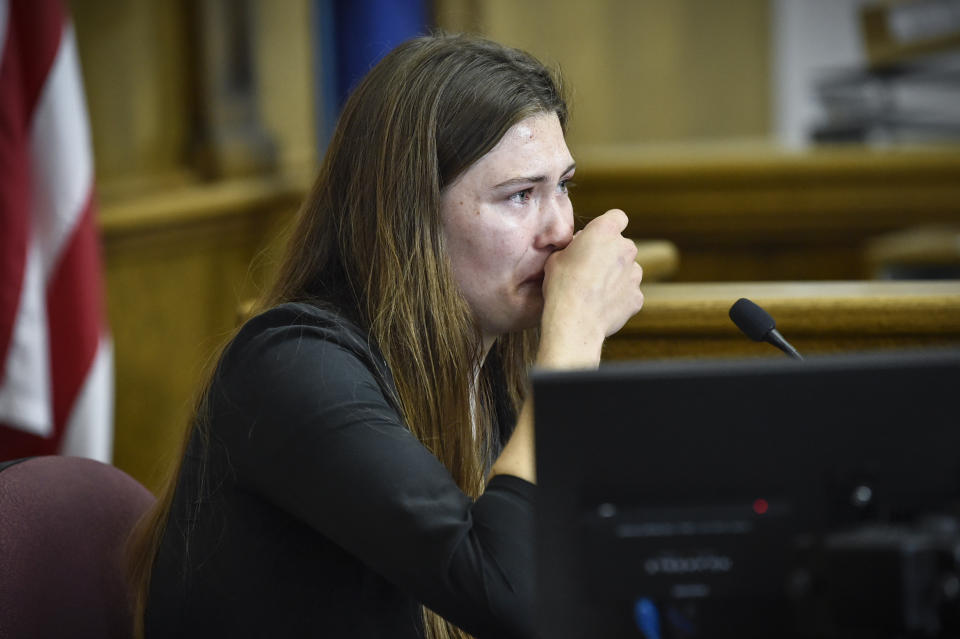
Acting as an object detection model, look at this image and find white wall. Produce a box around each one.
[772,0,868,148]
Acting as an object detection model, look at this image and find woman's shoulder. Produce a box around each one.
[242,301,362,340]
[224,301,394,392]
[238,301,368,355]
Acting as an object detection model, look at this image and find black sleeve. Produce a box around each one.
[212,315,536,639]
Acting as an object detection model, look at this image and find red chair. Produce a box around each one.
[0,456,155,638]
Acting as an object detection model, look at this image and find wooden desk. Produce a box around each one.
[605,280,960,360]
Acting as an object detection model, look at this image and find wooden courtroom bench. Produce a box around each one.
[864,225,960,279]
[633,239,679,282]
[604,280,960,361]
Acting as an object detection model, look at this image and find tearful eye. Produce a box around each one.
[510,189,532,205]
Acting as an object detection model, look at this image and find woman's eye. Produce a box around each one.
[510,189,532,204]
[558,179,574,194]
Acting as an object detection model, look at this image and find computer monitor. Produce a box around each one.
[534,348,960,639]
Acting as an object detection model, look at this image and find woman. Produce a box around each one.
[128,33,643,639]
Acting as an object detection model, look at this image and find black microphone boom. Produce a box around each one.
[728,298,803,360]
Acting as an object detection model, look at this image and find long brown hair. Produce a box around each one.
[128,32,567,639]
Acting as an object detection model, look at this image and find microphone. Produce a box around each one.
[729,298,803,360]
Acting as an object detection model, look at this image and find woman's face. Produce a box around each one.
[440,112,575,345]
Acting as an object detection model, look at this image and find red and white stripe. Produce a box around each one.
[0,0,113,462]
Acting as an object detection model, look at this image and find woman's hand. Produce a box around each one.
[537,209,644,369]
[491,209,642,483]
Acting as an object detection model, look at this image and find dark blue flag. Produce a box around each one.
[312,0,428,151]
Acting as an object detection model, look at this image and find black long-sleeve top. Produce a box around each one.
[145,303,536,638]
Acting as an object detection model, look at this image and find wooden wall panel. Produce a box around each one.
[71,0,316,192]
[572,145,960,281]
[436,0,771,147]
[71,0,190,187]
[253,0,317,172]
[101,177,302,493]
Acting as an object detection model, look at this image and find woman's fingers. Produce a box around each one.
[542,209,645,338]
[588,208,628,234]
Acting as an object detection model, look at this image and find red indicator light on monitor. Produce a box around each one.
[752,498,769,515]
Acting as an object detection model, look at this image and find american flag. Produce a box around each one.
[0,0,113,462]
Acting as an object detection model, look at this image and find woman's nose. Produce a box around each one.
[537,198,574,251]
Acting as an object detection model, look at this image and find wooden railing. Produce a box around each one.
[605,280,960,361]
